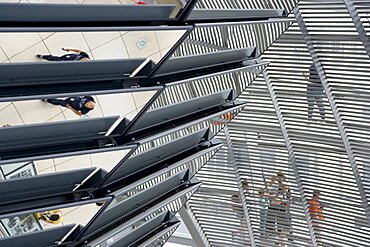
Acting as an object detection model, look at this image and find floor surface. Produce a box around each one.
[0,0,186,234]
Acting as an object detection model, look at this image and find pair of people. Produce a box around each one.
[37,47,95,116]
[266,172,292,246]
[266,173,324,246]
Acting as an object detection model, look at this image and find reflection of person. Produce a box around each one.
[210,112,234,125]
[230,180,249,240]
[309,190,324,245]
[259,189,268,236]
[43,96,96,116]
[304,63,325,121]
[35,210,63,224]
[37,48,90,61]
[266,172,292,246]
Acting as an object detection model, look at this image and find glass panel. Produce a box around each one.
[0,0,191,20]
[0,202,106,239]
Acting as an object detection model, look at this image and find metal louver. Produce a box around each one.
[172,20,293,58]
[0,1,310,246]
[194,0,299,12]
[106,212,181,247]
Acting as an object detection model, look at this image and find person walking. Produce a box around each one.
[43,96,96,116]
[305,63,325,121]
[309,190,324,246]
[37,48,90,61]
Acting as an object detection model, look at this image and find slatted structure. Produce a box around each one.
[4,0,356,246]
[174,1,370,247]
[289,1,370,245]
[262,18,370,246]
[227,74,315,247]
[188,143,250,247]
[354,0,370,36]
[194,0,298,12]
[172,20,293,58]
[0,1,285,245]
[150,62,268,109]
[345,0,370,57]
[343,0,370,193]
[185,77,314,246]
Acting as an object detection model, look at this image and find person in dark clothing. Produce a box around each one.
[37,48,90,61]
[44,96,96,116]
[305,63,325,121]
[266,172,292,246]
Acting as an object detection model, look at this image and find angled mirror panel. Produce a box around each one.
[111,141,222,199]
[106,170,200,213]
[0,28,188,100]
[101,128,209,188]
[0,116,118,150]
[167,19,293,59]
[0,3,177,23]
[0,89,159,163]
[128,102,245,146]
[0,150,134,219]
[0,116,120,163]
[187,9,285,21]
[86,184,197,246]
[0,146,132,179]
[0,201,107,242]
[0,59,144,100]
[0,59,144,86]
[0,89,157,129]
[79,169,200,241]
[0,0,294,27]
[150,61,268,109]
[0,224,76,247]
[138,223,180,247]
[106,212,179,247]
[0,197,112,221]
[0,168,99,216]
[152,48,256,78]
[123,89,235,136]
[132,103,245,157]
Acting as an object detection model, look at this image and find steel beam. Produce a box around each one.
[343,0,370,59]
[223,126,256,247]
[178,205,210,247]
[263,70,318,247]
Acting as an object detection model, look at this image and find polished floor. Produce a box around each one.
[0,0,186,238]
